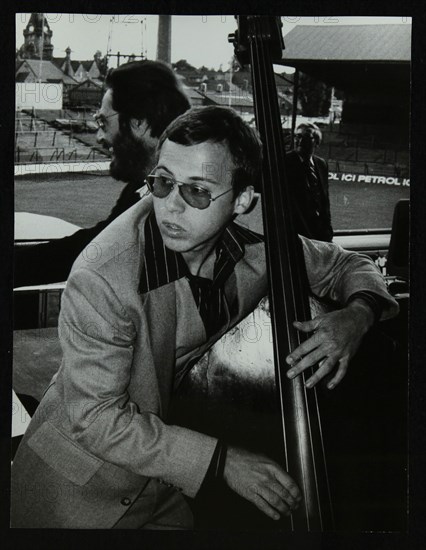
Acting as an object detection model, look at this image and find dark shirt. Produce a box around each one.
[139,211,263,339]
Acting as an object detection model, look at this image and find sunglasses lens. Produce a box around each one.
[147,176,211,209]
[147,175,173,198]
[180,184,210,210]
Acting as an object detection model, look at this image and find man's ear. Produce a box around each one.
[129,118,158,147]
[233,186,255,215]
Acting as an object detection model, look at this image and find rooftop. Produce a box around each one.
[20,59,77,85]
[281,24,411,63]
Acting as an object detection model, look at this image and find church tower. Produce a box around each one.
[20,13,54,60]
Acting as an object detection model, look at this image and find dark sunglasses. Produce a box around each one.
[145,174,234,210]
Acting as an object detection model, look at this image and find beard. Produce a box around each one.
[109,127,155,186]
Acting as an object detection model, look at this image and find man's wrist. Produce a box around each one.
[345,291,382,327]
[196,440,228,497]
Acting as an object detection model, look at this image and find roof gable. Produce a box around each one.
[82,60,95,71]
[21,59,77,84]
[70,78,102,90]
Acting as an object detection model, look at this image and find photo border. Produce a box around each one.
[1,1,425,548]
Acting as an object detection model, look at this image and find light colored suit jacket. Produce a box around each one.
[11,195,398,528]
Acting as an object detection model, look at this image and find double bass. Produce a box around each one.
[170,15,334,531]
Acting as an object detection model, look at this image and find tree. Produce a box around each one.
[231,69,252,94]
[173,59,197,72]
[298,72,331,117]
[94,51,108,80]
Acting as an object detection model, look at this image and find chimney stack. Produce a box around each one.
[157,15,172,64]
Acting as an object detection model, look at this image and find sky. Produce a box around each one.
[16,14,410,71]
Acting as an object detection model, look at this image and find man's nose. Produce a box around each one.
[96,127,105,144]
[164,184,185,213]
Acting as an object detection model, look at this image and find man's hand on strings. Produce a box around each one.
[223,446,302,520]
[285,298,375,390]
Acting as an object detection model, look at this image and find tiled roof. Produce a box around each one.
[51,57,79,74]
[16,72,30,83]
[182,86,205,101]
[282,24,411,62]
[22,59,77,84]
[70,78,102,90]
[51,57,65,69]
[203,91,253,108]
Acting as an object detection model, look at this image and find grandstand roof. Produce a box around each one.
[281,24,411,63]
[277,24,410,94]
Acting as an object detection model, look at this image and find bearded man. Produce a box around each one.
[14,60,190,287]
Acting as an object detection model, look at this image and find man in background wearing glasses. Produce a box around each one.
[14,60,190,287]
[11,105,398,529]
[285,122,333,242]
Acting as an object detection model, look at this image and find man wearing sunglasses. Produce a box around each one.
[13,61,190,417]
[285,122,333,242]
[11,106,398,529]
[14,60,190,287]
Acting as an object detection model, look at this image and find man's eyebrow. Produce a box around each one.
[188,176,220,186]
[155,166,220,186]
[155,165,173,175]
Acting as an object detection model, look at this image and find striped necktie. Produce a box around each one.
[304,159,321,214]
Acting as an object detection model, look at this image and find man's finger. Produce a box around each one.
[304,355,338,388]
[271,469,303,502]
[257,485,292,515]
[287,346,327,378]
[251,492,283,520]
[268,480,301,510]
[286,333,321,366]
[293,318,320,333]
[325,357,349,389]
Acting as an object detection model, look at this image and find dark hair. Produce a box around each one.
[105,60,191,138]
[158,106,263,195]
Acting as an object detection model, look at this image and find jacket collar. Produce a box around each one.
[138,211,263,294]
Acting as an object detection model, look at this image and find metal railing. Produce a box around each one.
[15,146,108,164]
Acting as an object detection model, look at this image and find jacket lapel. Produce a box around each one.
[233,242,268,325]
[140,285,177,415]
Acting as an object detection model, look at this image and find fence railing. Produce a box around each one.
[15,146,109,164]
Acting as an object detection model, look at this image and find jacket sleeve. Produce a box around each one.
[14,183,141,287]
[56,267,218,498]
[300,236,399,320]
